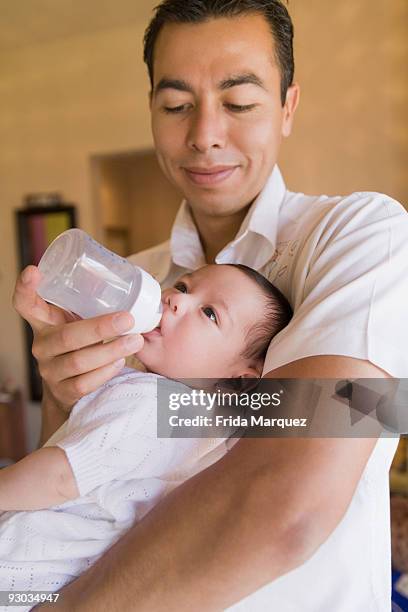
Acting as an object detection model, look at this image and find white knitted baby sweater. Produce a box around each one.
[0,368,227,610]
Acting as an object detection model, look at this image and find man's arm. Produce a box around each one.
[36,355,388,612]
[39,384,70,447]
[0,446,79,511]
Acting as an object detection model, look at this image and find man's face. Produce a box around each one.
[150,13,299,218]
[137,264,265,379]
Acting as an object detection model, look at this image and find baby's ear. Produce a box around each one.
[223,362,262,393]
[235,360,263,380]
[217,376,260,394]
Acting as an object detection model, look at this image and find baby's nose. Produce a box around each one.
[164,290,186,314]
[170,293,184,314]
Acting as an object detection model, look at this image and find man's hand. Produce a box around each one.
[13,266,144,413]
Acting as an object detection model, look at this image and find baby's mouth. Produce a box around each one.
[143,324,162,339]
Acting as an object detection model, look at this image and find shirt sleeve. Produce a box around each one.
[55,379,167,497]
[55,375,226,498]
[263,193,408,377]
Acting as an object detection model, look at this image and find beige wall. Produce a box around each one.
[281,0,408,200]
[0,21,153,388]
[0,1,407,393]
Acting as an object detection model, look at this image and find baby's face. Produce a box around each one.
[137,265,265,379]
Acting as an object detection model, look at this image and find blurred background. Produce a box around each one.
[0,0,407,604]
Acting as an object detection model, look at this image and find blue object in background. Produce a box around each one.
[393,571,408,611]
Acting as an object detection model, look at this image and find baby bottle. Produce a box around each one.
[36,229,162,334]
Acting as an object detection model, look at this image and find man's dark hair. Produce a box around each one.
[143,0,294,105]
[227,263,292,364]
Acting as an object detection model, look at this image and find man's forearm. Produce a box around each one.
[38,440,321,612]
[34,359,381,611]
[38,384,69,447]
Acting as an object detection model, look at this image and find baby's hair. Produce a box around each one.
[226,264,293,364]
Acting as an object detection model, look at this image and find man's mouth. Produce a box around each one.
[183,165,238,186]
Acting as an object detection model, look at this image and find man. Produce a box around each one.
[13,1,408,610]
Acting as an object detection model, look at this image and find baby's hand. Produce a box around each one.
[0,447,79,511]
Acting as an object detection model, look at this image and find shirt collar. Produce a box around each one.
[170,201,207,270]
[170,165,286,271]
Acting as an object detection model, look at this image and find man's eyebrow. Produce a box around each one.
[218,73,266,91]
[154,78,193,95]
[154,73,266,95]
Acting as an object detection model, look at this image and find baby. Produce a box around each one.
[0,263,291,606]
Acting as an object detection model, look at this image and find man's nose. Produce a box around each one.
[187,104,226,153]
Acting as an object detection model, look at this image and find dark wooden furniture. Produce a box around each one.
[0,389,27,463]
[15,204,77,400]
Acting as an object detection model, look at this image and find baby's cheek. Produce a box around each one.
[173,327,194,352]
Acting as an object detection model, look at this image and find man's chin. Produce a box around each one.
[179,175,245,203]
[187,193,251,218]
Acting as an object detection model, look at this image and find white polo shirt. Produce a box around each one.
[129,166,408,611]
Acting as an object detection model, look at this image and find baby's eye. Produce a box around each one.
[202,306,217,324]
[174,282,187,293]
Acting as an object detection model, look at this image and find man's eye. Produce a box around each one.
[202,306,217,324]
[174,282,187,293]
[164,105,189,114]
[225,103,257,113]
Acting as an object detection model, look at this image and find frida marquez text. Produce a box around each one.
[168,415,308,428]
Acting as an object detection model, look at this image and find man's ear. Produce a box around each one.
[281,82,300,138]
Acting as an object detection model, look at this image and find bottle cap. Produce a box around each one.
[128,267,162,334]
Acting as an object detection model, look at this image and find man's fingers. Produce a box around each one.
[12,265,68,330]
[33,311,136,359]
[46,333,144,382]
[14,267,143,408]
[55,358,138,407]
